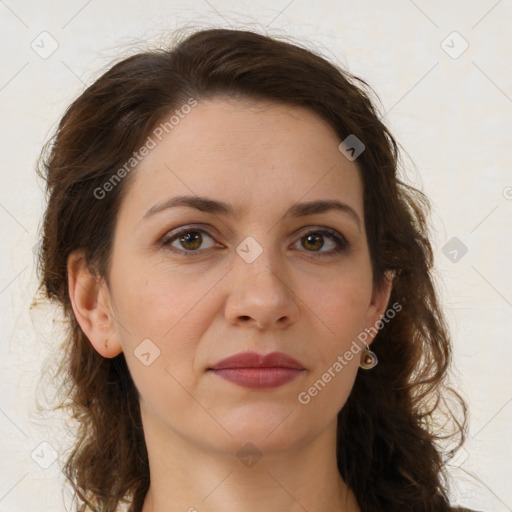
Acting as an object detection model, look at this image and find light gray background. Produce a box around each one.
[1,0,511,510]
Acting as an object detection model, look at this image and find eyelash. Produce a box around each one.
[161,225,349,258]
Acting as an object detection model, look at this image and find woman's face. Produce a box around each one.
[99,97,391,456]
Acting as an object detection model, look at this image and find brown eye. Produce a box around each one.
[178,231,202,250]
[302,233,325,251]
[294,228,348,256]
[162,228,217,255]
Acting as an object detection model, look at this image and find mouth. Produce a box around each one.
[207,351,306,389]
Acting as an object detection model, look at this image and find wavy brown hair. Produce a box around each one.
[36,27,467,512]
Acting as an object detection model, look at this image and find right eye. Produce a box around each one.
[162,227,219,257]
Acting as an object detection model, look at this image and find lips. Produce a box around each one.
[208,351,305,370]
[207,351,305,389]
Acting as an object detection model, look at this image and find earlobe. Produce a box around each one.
[67,250,123,358]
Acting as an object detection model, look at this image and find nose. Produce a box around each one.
[224,244,300,330]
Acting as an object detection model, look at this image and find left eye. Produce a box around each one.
[292,228,348,255]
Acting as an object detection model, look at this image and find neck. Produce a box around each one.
[139,409,360,512]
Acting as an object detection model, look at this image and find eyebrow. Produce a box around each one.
[142,195,361,230]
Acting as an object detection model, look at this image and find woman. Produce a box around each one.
[36,27,477,512]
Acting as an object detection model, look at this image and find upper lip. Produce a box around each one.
[208,351,305,370]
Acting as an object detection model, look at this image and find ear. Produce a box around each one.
[364,270,395,345]
[67,249,123,358]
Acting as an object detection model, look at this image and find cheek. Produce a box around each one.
[114,270,208,432]
[111,257,223,342]
[299,358,360,416]
[296,282,368,417]
[110,258,225,402]
[310,274,373,341]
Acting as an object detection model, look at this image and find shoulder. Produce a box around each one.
[450,507,483,512]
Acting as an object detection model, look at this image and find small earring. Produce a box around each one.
[359,342,378,370]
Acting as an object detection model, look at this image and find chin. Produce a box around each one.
[220,418,310,453]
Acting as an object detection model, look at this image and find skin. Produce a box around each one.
[68,97,393,512]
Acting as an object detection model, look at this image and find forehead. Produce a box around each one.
[119,97,364,224]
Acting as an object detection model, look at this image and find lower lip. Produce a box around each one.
[209,368,304,389]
